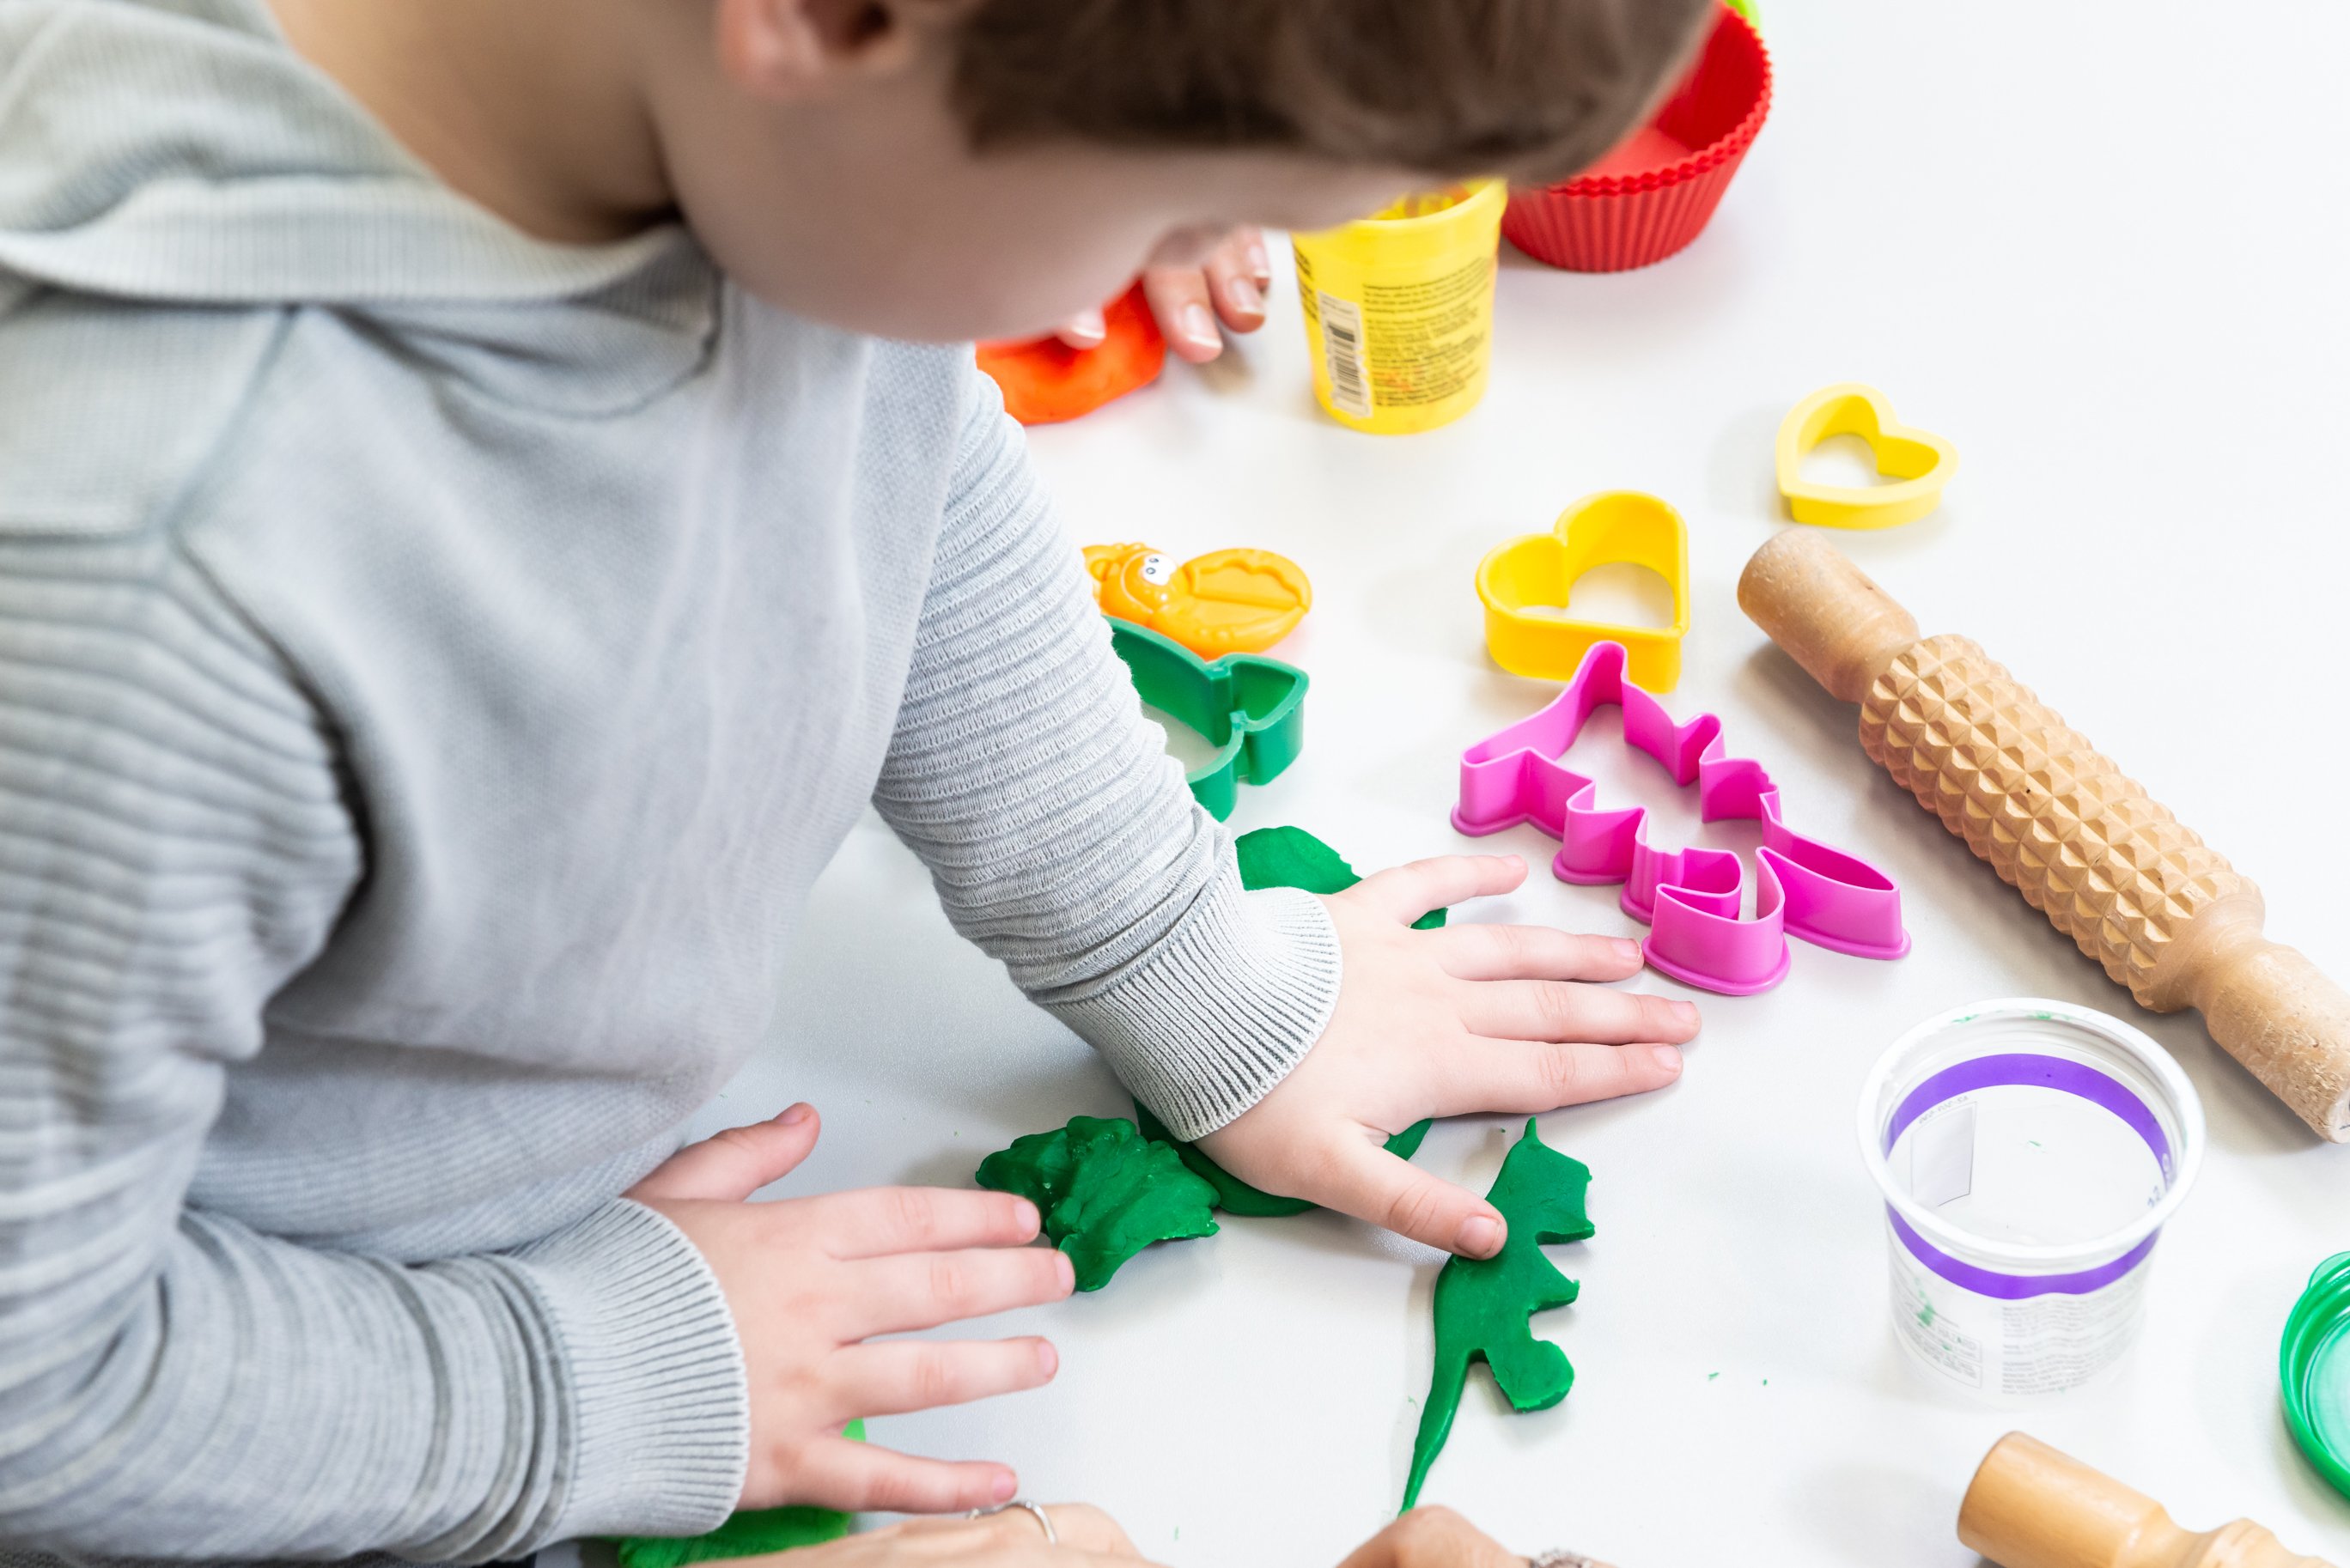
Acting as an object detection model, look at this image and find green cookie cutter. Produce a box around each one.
[1110,617,1306,820]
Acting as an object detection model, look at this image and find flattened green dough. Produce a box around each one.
[613,1420,866,1565]
[976,1116,1220,1291]
[1401,1119,1592,1513]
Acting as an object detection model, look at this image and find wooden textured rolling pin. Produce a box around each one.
[1738,531,2350,1141]
[1959,1431,2335,1568]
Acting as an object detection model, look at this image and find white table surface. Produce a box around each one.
[680,3,2350,1563]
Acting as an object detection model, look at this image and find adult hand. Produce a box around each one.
[763,1500,1571,1568]
[1055,226,1271,363]
[753,1502,1152,1567]
[1340,1508,1570,1568]
[1198,854,1700,1260]
[628,1106,1074,1513]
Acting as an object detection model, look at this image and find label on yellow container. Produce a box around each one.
[1292,181,1504,436]
[1309,286,1372,418]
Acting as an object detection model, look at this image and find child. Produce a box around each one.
[0,0,1708,1560]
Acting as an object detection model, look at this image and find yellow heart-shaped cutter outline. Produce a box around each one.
[1775,383,1957,530]
[1476,490,1690,691]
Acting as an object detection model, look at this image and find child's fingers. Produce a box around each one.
[1432,924,1644,982]
[1347,854,1526,927]
[817,1188,1041,1260]
[1141,266,1223,362]
[837,1247,1075,1337]
[826,1335,1059,1419]
[1456,982,1700,1045]
[1316,1137,1507,1260]
[1425,1038,1684,1119]
[785,1434,1018,1516]
[1051,306,1107,349]
[624,1103,819,1203]
[1201,230,1267,334]
[1237,226,1273,288]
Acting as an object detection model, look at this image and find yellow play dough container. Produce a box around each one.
[1291,180,1505,435]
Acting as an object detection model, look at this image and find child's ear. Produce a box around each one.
[714,0,968,99]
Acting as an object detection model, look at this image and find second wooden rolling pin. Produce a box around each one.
[1738,530,2350,1141]
[1960,1431,2335,1568]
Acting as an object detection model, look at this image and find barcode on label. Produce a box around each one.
[1316,291,1372,417]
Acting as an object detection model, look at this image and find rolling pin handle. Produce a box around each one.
[1737,529,1921,702]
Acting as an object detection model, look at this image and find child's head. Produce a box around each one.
[648,0,1714,340]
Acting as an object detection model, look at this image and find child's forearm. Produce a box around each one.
[874,383,1341,1140]
[0,556,746,1557]
[1,1202,743,1557]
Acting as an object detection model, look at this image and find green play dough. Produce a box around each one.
[1401,1120,1592,1513]
[976,1116,1220,1291]
[613,1421,866,1566]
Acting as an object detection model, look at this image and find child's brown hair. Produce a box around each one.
[953,0,1717,185]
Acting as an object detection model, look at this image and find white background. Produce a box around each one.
[676,3,2350,1564]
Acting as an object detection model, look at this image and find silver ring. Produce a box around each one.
[969,1499,1056,1545]
[1527,1553,1604,1568]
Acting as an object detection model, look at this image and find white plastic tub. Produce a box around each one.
[1857,999,2206,1398]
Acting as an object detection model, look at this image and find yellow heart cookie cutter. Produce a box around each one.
[1775,383,1957,530]
[1476,490,1690,690]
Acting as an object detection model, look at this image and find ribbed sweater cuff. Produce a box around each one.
[513,1200,749,1544]
[1044,880,1343,1142]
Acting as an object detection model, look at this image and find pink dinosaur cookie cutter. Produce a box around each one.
[1452,641,1909,994]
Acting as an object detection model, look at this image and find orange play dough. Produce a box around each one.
[976,281,1166,425]
[1083,543,1312,657]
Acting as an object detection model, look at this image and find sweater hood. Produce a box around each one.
[0,0,727,535]
[0,0,696,308]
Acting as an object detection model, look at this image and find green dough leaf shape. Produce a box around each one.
[1402,1119,1592,1513]
[976,1116,1220,1291]
[613,1420,866,1565]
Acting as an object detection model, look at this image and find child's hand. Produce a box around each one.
[1196,854,1698,1260]
[1055,227,1271,363]
[628,1107,1073,1514]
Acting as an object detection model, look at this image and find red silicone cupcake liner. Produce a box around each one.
[1503,3,1771,272]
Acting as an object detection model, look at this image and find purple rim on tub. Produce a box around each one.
[1883,1051,2172,1301]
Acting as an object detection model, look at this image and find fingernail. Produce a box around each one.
[1458,1212,1504,1258]
[1063,307,1105,345]
[1672,1000,1700,1024]
[778,1103,811,1126]
[1036,1340,1059,1378]
[1014,1199,1041,1236]
[1052,1250,1075,1294]
[1227,275,1263,315]
[1652,1043,1684,1075]
[991,1470,1019,1504]
[1247,240,1271,282]
[1613,938,1642,963]
[1179,302,1218,350]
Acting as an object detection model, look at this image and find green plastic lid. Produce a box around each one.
[2282,1252,2350,1500]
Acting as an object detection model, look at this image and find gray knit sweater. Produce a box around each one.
[0,2,1342,1561]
